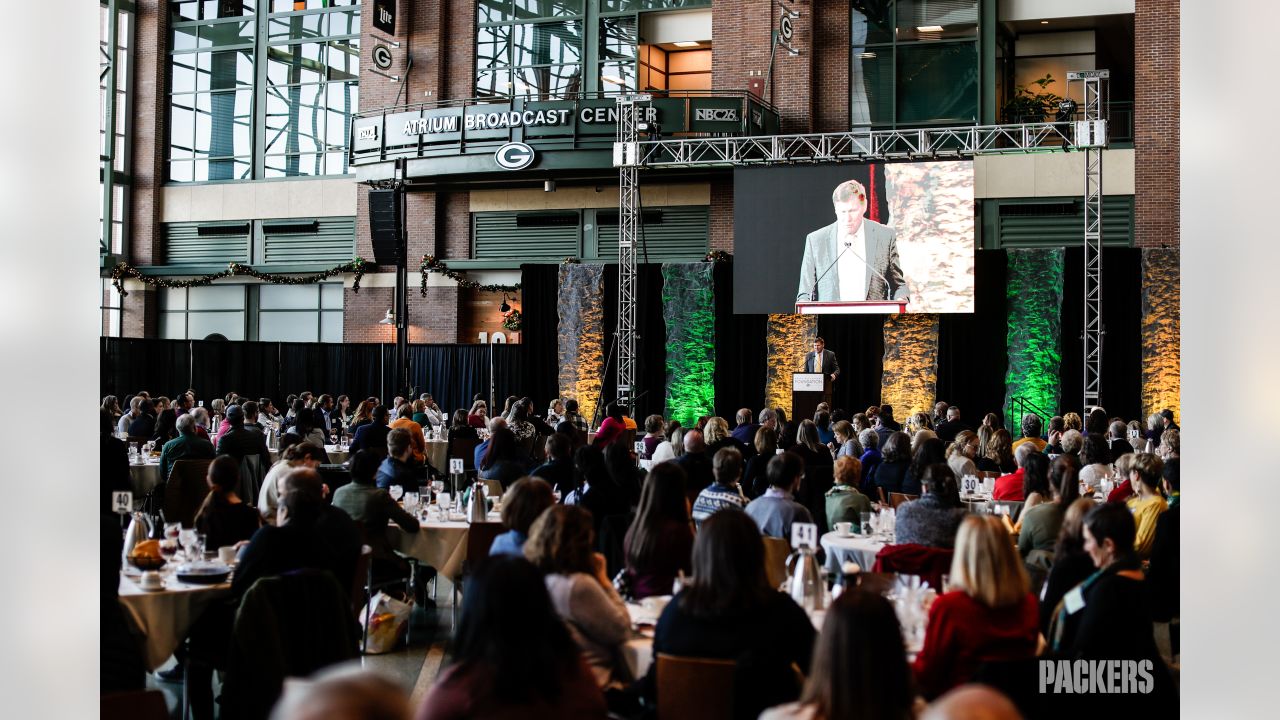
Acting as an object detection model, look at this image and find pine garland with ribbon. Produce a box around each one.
[420,254,521,297]
[110,257,366,298]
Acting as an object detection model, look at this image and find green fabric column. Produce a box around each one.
[1004,248,1064,421]
[662,263,715,427]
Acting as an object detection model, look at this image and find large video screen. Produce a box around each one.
[732,161,975,314]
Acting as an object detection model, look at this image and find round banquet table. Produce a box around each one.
[117,573,231,671]
[819,532,888,574]
[389,509,501,581]
[424,439,447,474]
[129,458,162,496]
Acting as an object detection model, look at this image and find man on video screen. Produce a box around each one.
[796,179,908,303]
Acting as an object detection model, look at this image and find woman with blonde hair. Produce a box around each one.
[1062,412,1083,432]
[945,430,979,480]
[1126,452,1168,559]
[702,416,731,447]
[912,515,1040,699]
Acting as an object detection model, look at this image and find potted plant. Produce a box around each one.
[1002,74,1063,123]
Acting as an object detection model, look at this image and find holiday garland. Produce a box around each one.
[110,258,366,298]
[419,255,522,296]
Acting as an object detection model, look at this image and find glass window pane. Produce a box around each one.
[188,311,246,340]
[599,62,634,92]
[599,16,635,62]
[512,21,582,67]
[514,64,582,97]
[476,68,513,97]
[477,25,511,69]
[321,283,343,309]
[160,312,187,339]
[207,49,253,90]
[896,43,978,124]
[172,55,198,93]
[268,12,325,41]
[512,1,584,19]
[478,0,511,24]
[851,48,893,126]
[171,102,196,156]
[321,311,343,342]
[327,39,359,80]
[162,287,188,311]
[895,0,979,41]
[174,25,199,52]
[259,311,319,342]
[260,284,319,309]
[329,9,359,36]
[189,284,245,310]
[199,20,255,48]
[852,1,894,45]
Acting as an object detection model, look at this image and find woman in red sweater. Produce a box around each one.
[912,515,1040,699]
[592,402,627,448]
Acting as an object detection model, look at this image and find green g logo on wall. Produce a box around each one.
[494,142,536,170]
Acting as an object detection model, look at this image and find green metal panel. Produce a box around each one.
[594,205,708,261]
[993,196,1133,248]
[473,211,582,260]
[164,221,250,264]
[262,217,355,264]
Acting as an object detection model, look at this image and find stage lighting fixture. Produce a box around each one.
[379,309,394,325]
[500,294,511,313]
[1055,99,1078,123]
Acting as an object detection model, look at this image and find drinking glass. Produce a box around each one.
[178,528,198,562]
[164,522,181,541]
[431,480,444,500]
[159,538,179,571]
[194,533,208,561]
[389,485,404,502]
[860,511,873,535]
[404,492,419,514]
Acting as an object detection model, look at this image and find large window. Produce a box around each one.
[101,1,133,257]
[475,1,709,97]
[168,0,360,182]
[160,282,344,342]
[851,0,980,128]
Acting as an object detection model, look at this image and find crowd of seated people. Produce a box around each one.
[104,389,1180,718]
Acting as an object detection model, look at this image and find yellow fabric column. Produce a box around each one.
[881,313,939,420]
[765,314,818,418]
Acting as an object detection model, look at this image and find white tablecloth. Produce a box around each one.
[117,573,231,671]
[819,532,887,574]
[389,510,501,581]
[424,440,448,474]
[269,444,348,465]
[129,459,162,496]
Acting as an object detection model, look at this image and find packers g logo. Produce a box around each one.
[494,142,535,170]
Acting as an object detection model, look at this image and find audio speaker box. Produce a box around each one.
[368,189,402,264]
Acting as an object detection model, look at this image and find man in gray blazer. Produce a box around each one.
[796,179,909,303]
[803,337,840,384]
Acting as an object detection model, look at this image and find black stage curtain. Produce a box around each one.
[815,315,887,413]
[936,250,1010,426]
[408,345,521,417]
[102,339,520,414]
[101,338,193,399]
[599,264,668,423]
[713,262,768,419]
[519,263,561,412]
[1060,247,1142,421]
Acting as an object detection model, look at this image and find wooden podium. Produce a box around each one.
[792,372,828,423]
[795,300,908,315]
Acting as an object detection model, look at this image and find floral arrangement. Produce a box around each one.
[502,308,523,332]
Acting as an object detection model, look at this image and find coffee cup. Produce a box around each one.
[218,546,238,565]
[140,571,163,590]
[835,521,853,536]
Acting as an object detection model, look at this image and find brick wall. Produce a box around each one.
[123,1,168,336]
[1134,0,1179,249]
[811,0,850,132]
[710,178,733,252]
[713,0,814,133]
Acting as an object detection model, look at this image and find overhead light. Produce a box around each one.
[673,41,700,48]
[1041,20,1050,24]
[379,309,394,325]
[602,75,625,86]
[858,52,877,59]
[499,293,511,313]
[916,25,944,32]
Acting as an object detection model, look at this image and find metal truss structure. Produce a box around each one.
[614,86,1107,415]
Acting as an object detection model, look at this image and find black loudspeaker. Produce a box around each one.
[368,189,402,264]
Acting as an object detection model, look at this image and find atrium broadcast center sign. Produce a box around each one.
[402,105,659,136]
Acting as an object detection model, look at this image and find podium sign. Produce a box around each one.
[792,372,828,423]
[793,374,824,392]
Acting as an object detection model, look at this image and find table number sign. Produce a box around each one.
[791,522,818,550]
[962,475,979,494]
[634,441,646,456]
[449,458,465,475]
[112,491,133,514]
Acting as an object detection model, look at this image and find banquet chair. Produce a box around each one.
[801,463,835,534]
[222,570,359,720]
[162,458,214,528]
[349,541,415,654]
[761,536,791,590]
[101,689,168,720]
[991,500,1024,522]
[236,454,267,507]
[889,492,918,509]
[877,487,888,505]
[656,654,735,720]
[872,543,954,591]
[452,521,505,628]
